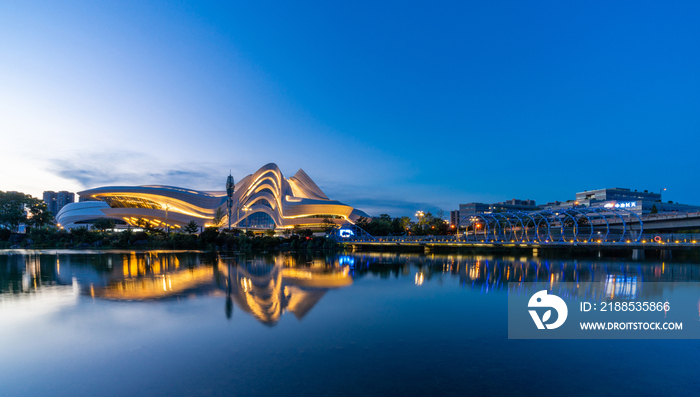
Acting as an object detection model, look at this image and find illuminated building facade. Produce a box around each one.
[55,163,368,231]
[545,188,700,215]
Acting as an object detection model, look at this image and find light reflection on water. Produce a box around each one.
[1,250,700,396]
[3,251,700,324]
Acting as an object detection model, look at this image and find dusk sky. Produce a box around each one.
[1,1,699,217]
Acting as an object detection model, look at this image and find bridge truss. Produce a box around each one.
[459,207,643,243]
[328,222,377,241]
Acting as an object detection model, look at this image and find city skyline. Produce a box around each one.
[2,1,699,217]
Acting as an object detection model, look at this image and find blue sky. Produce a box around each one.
[1,1,698,217]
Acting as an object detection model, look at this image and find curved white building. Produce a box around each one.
[56,163,368,231]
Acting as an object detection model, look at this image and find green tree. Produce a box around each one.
[366,216,391,236]
[0,191,32,232]
[322,217,336,233]
[436,209,445,221]
[0,192,53,232]
[391,216,411,235]
[183,220,200,234]
[117,229,133,247]
[651,204,658,214]
[26,200,54,229]
[136,218,154,232]
[301,229,313,238]
[355,216,371,232]
[212,207,226,228]
[70,226,90,242]
[264,229,276,237]
[199,226,220,246]
[93,218,115,231]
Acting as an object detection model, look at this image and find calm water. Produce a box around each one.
[1,250,699,397]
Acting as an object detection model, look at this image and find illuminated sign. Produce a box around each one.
[604,202,637,209]
[339,229,355,238]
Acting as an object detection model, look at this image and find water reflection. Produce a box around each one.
[2,250,700,325]
[216,258,352,325]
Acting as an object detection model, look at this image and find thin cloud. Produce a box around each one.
[49,153,236,191]
[341,197,445,218]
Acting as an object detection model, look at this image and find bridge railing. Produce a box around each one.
[337,232,700,244]
[638,233,700,243]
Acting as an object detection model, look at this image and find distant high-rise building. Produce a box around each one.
[43,191,75,215]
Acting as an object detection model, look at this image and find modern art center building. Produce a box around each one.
[56,163,368,231]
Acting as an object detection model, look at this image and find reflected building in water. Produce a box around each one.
[26,252,354,326]
[217,257,352,325]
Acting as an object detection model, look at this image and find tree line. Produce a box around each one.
[355,210,451,236]
[0,191,53,237]
[4,224,337,251]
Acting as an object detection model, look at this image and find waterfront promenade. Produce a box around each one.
[339,232,700,257]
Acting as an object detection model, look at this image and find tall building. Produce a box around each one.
[571,187,700,215]
[489,199,538,212]
[42,191,75,215]
[575,188,661,205]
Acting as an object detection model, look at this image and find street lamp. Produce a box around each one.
[415,211,424,223]
[226,172,235,230]
[241,206,250,233]
[415,211,424,234]
[164,204,170,236]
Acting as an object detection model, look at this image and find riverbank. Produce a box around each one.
[0,227,338,252]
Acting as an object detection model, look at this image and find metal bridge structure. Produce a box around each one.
[332,209,700,255]
[456,207,643,243]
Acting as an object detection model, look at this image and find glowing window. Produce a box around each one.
[241,211,276,229]
[101,196,162,209]
[251,199,273,208]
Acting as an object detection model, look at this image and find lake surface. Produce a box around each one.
[1,250,699,397]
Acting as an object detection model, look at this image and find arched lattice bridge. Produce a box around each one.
[332,210,700,253]
[458,207,643,243]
